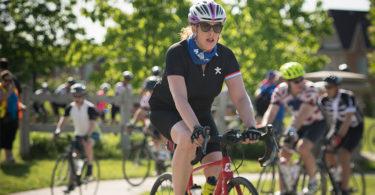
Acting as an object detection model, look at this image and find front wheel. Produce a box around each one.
[51,155,70,195]
[150,172,173,195]
[348,163,366,195]
[79,159,100,195]
[122,143,152,186]
[228,176,258,195]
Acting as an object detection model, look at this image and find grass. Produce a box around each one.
[1,117,375,194]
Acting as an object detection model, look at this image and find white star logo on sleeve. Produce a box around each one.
[215,67,222,75]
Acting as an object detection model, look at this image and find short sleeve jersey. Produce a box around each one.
[64,100,98,136]
[270,80,323,126]
[319,89,363,128]
[149,40,241,113]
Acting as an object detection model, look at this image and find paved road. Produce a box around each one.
[12,173,259,195]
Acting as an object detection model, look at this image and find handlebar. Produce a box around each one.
[190,124,279,167]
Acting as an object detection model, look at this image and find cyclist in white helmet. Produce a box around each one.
[149,1,259,194]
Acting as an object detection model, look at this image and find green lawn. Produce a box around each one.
[1,117,375,194]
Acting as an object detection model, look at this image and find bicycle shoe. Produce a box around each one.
[303,179,319,194]
[63,184,75,194]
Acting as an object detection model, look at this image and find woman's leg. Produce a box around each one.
[170,121,197,195]
[202,151,222,178]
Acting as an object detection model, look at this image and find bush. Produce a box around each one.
[29,132,123,159]
[29,132,268,160]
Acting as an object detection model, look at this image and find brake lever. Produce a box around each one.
[191,126,210,165]
[258,124,279,167]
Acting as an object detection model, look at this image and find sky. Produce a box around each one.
[75,0,370,44]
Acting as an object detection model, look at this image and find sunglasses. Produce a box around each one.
[289,77,304,84]
[198,22,223,33]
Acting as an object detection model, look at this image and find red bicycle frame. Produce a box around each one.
[186,155,243,195]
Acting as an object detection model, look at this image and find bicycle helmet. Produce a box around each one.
[279,62,305,80]
[70,83,86,95]
[188,1,226,24]
[100,82,111,91]
[323,75,342,86]
[0,58,8,69]
[67,77,76,85]
[122,71,133,80]
[144,76,159,91]
[151,66,161,76]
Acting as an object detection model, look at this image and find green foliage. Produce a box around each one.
[0,0,83,81]
[72,0,332,92]
[29,133,123,159]
[368,0,375,76]
[221,0,332,91]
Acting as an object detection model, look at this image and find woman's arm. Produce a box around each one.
[226,76,256,128]
[168,75,200,131]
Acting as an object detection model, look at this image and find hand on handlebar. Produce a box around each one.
[191,126,210,147]
[53,128,61,140]
[284,127,299,144]
[242,127,261,144]
[329,133,342,147]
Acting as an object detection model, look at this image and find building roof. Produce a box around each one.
[303,0,370,12]
[329,10,372,49]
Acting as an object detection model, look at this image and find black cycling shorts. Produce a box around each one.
[337,122,363,152]
[297,120,326,143]
[150,110,221,155]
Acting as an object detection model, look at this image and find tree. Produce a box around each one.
[78,0,191,89]
[368,0,375,76]
[221,0,332,91]
[0,0,84,83]
[76,0,332,92]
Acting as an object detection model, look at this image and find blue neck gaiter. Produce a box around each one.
[187,35,218,65]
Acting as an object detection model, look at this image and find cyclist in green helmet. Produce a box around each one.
[261,62,326,194]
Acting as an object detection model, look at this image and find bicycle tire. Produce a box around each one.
[50,155,70,195]
[150,172,173,195]
[256,162,277,194]
[296,166,326,195]
[228,176,258,195]
[79,159,100,195]
[367,124,375,153]
[349,163,366,195]
[122,143,152,186]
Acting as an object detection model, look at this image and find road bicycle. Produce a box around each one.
[150,125,278,195]
[51,135,100,195]
[122,125,171,186]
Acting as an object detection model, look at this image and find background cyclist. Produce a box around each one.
[319,75,364,195]
[54,83,99,193]
[149,1,260,194]
[261,62,326,194]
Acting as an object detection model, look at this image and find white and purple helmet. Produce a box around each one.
[188,1,226,24]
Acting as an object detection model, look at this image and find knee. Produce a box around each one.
[177,136,196,152]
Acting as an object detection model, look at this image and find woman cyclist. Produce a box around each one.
[319,75,364,195]
[149,1,260,194]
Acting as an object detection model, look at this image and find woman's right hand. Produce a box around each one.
[190,126,210,147]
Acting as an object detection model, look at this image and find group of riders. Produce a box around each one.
[53,1,364,195]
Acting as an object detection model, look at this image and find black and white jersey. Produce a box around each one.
[64,100,98,136]
[319,89,363,128]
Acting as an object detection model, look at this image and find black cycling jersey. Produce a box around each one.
[319,89,363,128]
[149,39,241,112]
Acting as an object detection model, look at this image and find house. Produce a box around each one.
[312,0,372,74]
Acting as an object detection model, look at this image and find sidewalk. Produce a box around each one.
[12,173,259,195]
